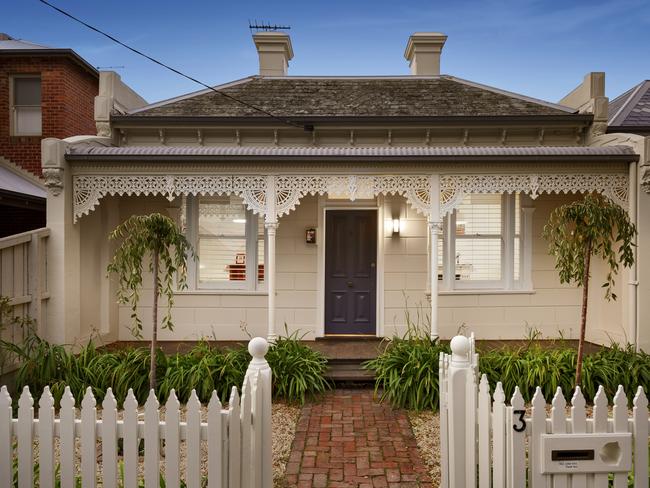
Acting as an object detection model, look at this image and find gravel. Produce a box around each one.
[408,410,441,486]
[271,401,301,485]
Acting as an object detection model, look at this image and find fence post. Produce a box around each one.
[245,337,272,488]
[447,335,475,488]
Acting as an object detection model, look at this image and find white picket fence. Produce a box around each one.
[0,337,273,488]
[440,334,650,488]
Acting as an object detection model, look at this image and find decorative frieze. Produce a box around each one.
[73,172,629,223]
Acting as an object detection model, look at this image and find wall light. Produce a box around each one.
[392,218,401,235]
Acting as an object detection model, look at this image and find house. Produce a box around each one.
[0,33,100,237]
[39,32,644,349]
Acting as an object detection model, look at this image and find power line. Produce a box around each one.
[38,0,306,130]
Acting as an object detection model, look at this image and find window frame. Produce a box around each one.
[440,193,532,292]
[185,195,267,292]
[10,75,42,136]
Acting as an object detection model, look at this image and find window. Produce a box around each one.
[11,76,42,136]
[440,193,530,291]
[186,196,266,291]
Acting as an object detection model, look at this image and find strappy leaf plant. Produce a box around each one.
[543,194,636,386]
[107,213,194,390]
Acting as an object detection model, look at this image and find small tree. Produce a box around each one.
[108,213,193,389]
[543,194,636,386]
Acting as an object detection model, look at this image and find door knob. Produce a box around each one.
[347,281,353,287]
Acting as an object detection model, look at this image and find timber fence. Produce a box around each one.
[440,334,650,488]
[1,336,273,488]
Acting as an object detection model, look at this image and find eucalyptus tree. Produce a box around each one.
[543,194,636,386]
[108,213,193,389]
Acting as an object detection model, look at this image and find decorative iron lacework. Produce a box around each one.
[73,173,629,223]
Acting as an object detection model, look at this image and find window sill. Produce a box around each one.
[175,289,268,296]
[435,289,536,296]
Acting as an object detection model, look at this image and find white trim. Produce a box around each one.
[185,195,265,292]
[316,198,383,338]
[438,289,535,296]
[442,193,526,291]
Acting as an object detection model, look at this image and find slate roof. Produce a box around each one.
[609,80,650,127]
[128,76,576,119]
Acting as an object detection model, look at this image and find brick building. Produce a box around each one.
[0,33,98,237]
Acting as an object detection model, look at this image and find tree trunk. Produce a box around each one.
[575,242,592,387]
[150,249,159,391]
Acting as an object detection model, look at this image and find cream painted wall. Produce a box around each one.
[87,192,625,343]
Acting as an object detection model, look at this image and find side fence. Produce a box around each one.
[0,337,273,488]
[440,334,650,488]
[0,227,49,339]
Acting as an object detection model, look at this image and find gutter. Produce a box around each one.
[0,49,98,77]
[65,153,639,164]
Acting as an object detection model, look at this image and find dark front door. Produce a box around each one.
[325,210,377,334]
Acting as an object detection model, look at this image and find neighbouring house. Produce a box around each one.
[608,80,650,137]
[39,32,647,349]
[0,33,100,237]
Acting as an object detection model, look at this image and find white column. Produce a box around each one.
[265,223,278,341]
[429,174,441,339]
[628,161,639,349]
[265,175,278,341]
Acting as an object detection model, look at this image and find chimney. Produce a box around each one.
[252,31,294,76]
[404,32,447,76]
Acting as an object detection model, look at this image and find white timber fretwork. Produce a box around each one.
[72,172,629,223]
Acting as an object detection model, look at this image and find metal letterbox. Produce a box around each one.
[540,433,632,474]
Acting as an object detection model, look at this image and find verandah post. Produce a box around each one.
[265,175,278,341]
[429,174,441,339]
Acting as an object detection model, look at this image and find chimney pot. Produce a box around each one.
[252,31,294,76]
[404,32,447,76]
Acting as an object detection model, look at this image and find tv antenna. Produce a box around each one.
[96,65,125,70]
[248,20,291,33]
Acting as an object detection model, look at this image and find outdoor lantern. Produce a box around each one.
[392,218,400,235]
[306,227,316,244]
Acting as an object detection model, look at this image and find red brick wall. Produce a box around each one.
[0,56,98,176]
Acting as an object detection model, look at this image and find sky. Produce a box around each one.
[3,0,650,106]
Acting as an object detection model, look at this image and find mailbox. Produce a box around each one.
[540,433,632,474]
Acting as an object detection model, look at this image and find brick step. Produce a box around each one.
[326,359,375,383]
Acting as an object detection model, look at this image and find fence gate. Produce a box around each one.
[439,334,650,488]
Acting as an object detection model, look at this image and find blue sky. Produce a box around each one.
[4,0,650,105]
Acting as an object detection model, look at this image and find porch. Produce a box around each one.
[39,140,635,347]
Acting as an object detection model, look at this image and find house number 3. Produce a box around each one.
[513,410,526,432]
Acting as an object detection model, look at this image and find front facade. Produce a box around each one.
[41,32,643,347]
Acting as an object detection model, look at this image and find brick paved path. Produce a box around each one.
[284,389,432,488]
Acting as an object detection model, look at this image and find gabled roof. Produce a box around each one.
[608,80,650,127]
[125,75,577,120]
[0,33,98,77]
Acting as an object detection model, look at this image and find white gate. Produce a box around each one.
[0,337,273,488]
[439,334,650,488]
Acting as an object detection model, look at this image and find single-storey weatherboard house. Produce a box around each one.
[39,32,650,348]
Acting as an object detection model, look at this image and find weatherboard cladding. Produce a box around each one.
[67,145,635,158]
[128,77,573,118]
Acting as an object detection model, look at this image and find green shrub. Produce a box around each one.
[480,342,650,404]
[364,326,450,411]
[1,327,329,406]
[158,341,248,404]
[267,328,330,404]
